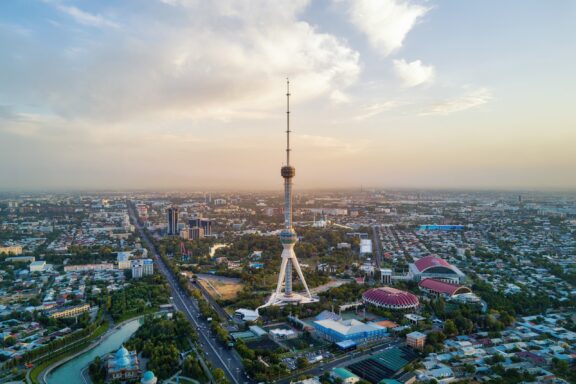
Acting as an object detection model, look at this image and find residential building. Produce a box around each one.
[406,331,427,351]
[48,304,91,319]
[29,261,46,272]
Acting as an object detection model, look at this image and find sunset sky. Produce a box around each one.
[1,0,575,190]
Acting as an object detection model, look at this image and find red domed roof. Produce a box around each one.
[419,278,471,296]
[414,255,452,272]
[362,287,419,308]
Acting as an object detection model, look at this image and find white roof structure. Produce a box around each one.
[234,308,259,321]
[360,239,372,255]
[314,319,384,336]
[270,329,296,337]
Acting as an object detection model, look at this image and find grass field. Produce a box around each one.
[198,278,243,300]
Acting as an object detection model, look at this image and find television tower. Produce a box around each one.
[262,79,318,307]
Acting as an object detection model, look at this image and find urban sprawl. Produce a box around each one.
[0,190,574,384]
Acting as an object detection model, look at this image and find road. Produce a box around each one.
[128,204,248,384]
[194,279,233,322]
[372,225,383,268]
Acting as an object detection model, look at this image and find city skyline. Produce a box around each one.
[1,0,575,191]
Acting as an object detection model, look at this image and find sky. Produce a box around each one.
[1,0,575,191]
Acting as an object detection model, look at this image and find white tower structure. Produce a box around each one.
[261,80,318,307]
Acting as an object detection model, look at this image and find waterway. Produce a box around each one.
[46,318,142,384]
[209,243,229,258]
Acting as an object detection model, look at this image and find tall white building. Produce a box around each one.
[142,259,154,276]
[131,259,153,279]
[131,261,143,279]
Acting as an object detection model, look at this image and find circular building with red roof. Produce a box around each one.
[362,287,420,311]
[409,255,466,284]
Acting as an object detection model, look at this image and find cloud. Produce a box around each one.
[297,134,367,154]
[0,105,18,120]
[341,0,430,56]
[329,90,351,103]
[53,4,119,28]
[393,59,434,87]
[353,101,399,120]
[421,88,493,116]
[4,1,359,122]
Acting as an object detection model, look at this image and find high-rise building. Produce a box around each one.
[167,207,179,236]
[189,227,205,241]
[136,204,148,222]
[189,217,212,236]
[131,261,143,279]
[131,259,154,278]
[142,259,154,276]
[261,80,318,308]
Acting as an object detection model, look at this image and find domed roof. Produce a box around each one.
[143,371,155,380]
[419,278,471,296]
[363,287,419,308]
[414,255,452,272]
[115,345,131,368]
[141,370,157,384]
[116,345,129,358]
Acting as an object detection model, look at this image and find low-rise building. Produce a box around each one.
[313,318,387,345]
[406,331,427,351]
[0,246,23,255]
[48,304,90,319]
[64,263,114,272]
[331,367,360,384]
[29,261,46,272]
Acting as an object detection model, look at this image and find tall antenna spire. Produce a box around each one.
[257,78,317,309]
[286,77,291,166]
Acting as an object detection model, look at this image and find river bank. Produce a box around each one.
[37,316,144,384]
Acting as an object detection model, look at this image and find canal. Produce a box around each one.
[46,318,142,384]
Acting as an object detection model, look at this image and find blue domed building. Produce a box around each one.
[141,371,157,384]
[106,345,141,381]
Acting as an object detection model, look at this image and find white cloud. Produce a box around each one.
[54,4,119,28]
[421,88,493,116]
[329,90,351,103]
[353,101,399,121]
[5,1,359,122]
[393,59,434,87]
[341,0,430,56]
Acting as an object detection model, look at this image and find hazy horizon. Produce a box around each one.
[1,1,575,190]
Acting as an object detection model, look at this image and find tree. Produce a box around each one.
[3,336,16,347]
[213,368,228,384]
[464,363,475,374]
[444,319,458,337]
[296,356,309,370]
[183,356,203,378]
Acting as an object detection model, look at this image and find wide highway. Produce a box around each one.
[128,204,248,384]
